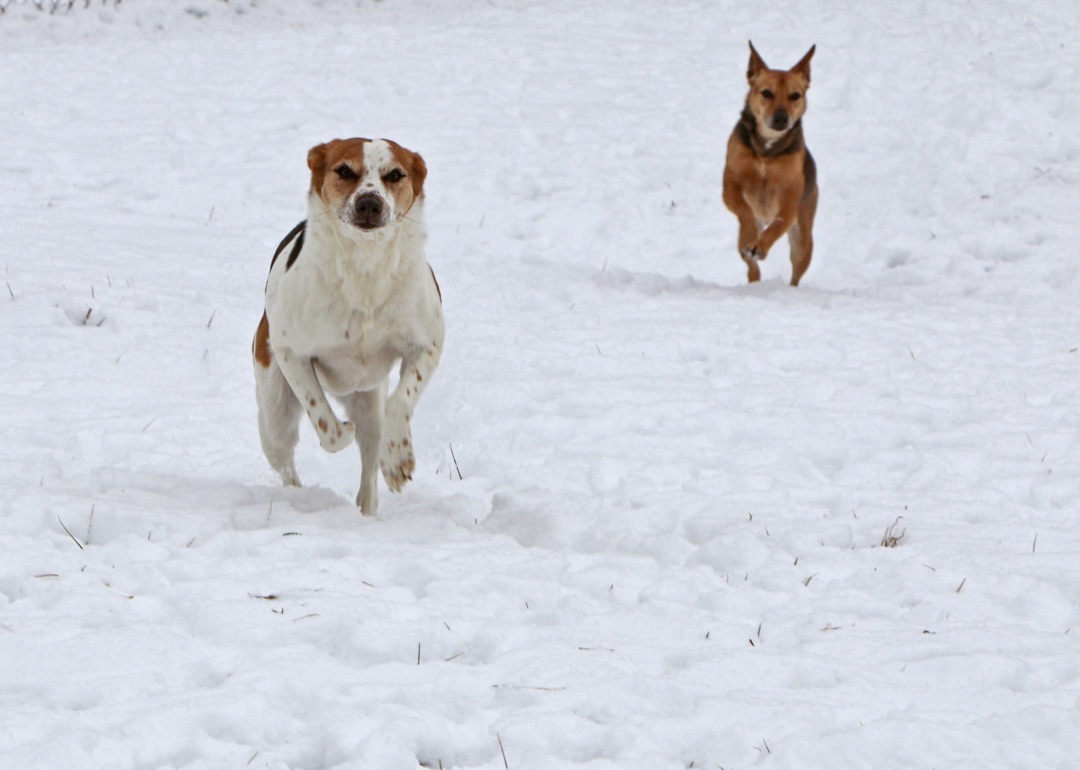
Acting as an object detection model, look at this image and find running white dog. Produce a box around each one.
[253,138,444,515]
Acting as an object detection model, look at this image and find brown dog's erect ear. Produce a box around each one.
[747,41,768,81]
[792,44,816,82]
[307,142,330,193]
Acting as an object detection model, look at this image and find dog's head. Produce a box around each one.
[744,42,815,140]
[307,138,427,239]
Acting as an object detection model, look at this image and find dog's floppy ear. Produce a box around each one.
[407,150,427,199]
[747,41,768,81]
[307,142,330,193]
[792,44,816,83]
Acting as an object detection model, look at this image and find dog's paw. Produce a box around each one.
[316,418,355,453]
[356,479,378,516]
[380,438,415,492]
[278,462,302,487]
[741,244,766,262]
[379,410,415,493]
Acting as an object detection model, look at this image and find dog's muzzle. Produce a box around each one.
[351,192,387,230]
[768,110,791,132]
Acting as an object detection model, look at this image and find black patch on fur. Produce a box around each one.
[802,149,817,202]
[429,265,442,303]
[269,220,306,273]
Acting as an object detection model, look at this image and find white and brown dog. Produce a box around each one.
[253,138,444,515]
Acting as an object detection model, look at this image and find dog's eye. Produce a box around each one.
[789,92,802,102]
[383,168,406,184]
[334,164,358,181]
[760,89,775,100]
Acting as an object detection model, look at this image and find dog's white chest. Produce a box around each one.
[266,268,400,393]
[315,337,398,396]
[297,305,401,393]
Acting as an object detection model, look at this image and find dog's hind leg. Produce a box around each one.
[254,353,303,487]
[788,186,818,287]
[340,385,386,516]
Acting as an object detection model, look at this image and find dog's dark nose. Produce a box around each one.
[355,193,384,217]
[353,193,385,227]
[770,110,790,131]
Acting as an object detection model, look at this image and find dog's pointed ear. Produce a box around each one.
[747,41,768,81]
[792,44,816,83]
[307,142,329,193]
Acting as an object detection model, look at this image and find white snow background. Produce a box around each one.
[2,1,1079,768]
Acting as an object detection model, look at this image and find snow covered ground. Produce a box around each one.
[2,0,1079,767]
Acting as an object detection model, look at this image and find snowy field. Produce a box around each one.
[2,0,1079,767]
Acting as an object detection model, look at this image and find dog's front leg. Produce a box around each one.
[743,193,800,265]
[723,182,765,282]
[380,339,443,492]
[745,215,796,263]
[275,351,355,453]
[737,216,765,282]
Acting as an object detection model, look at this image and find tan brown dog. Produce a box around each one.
[722,42,818,286]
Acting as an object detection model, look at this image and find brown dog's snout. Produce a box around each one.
[353,193,385,228]
[769,109,790,131]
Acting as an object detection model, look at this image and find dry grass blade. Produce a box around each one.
[449,442,463,480]
[497,733,509,769]
[57,516,84,550]
[881,516,905,548]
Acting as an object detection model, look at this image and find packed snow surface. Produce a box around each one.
[2,1,1079,768]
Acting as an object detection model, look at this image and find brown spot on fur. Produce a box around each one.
[388,141,427,200]
[318,418,329,433]
[253,312,272,368]
[415,371,423,382]
[308,137,370,200]
[309,399,317,408]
